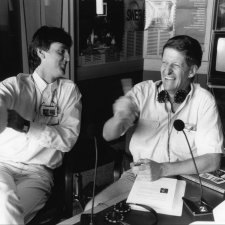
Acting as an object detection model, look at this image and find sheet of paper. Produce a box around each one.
[126,177,178,211]
[189,222,224,225]
[128,179,186,216]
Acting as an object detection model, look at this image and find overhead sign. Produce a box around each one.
[125,0,145,31]
[145,0,176,31]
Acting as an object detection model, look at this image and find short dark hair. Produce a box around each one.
[28,26,72,72]
[162,35,203,68]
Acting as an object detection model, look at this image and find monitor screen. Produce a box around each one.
[216,37,225,72]
[208,31,225,87]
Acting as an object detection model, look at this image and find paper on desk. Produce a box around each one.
[189,222,224,225]
[127,177,177,210]
[127,177,186,216]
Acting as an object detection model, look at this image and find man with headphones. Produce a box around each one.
[85,35,224,210]
[0,26,81,224]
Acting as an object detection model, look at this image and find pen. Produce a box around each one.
[134,162,144,166]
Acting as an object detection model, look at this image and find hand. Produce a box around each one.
[132,159,163,181]
[7,110,29,132]
[113,96,138,123]
[130,162,140,176]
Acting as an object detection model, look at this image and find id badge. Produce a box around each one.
[40,105,58,117]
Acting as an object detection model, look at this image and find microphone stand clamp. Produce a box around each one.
[182,196,213,216]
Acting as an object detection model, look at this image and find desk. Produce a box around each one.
[58,178,225,225]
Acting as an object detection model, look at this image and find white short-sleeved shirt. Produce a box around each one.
[127,80,224,163]
[0,72,82,169]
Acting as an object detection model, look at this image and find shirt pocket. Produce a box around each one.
[174,123,197,155]
[184,123,197,150]
[184,123,197,133]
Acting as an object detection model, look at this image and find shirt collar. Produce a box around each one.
[32,71,58,93]
[157,80,194,99]
[33,71,47,93]
[185,82,194,102]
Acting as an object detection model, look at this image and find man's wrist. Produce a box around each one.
[22,120,30,133]
[160,162,169,177]
[114,111,135,123]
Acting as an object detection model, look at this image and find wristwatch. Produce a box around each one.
[22,120,30,133]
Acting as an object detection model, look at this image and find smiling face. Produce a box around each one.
[161,47,195,96]
[38,42,70,83]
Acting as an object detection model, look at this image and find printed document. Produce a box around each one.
[126,176,186,216]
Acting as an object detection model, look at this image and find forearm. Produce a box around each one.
[0,97,8,133]
[161,153,221,177]
[27,118,80,151]
[27,100,82,151]
[103,116,127,141]
[103,95,138,141]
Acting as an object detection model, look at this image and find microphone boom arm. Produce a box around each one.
[182,130,203,200]
[80,129,99,225]
[181,131,213,216]
[90,137,98,225]
[173,119,212,216]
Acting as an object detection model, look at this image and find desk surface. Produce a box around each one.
[58,178,225,225]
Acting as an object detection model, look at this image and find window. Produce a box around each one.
[77,0,144,68]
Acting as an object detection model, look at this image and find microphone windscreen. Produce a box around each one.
[173,119,185,131]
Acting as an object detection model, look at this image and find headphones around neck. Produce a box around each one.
[157,89,188,104]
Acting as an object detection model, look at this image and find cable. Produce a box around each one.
[182,130,203,200]
[90,136,98,225]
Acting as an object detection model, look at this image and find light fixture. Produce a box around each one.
[44,0,50,6]
[96,0,103,15]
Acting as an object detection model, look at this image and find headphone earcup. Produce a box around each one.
[174,90,187,103]
[157,90,169,103]
[157,90,187,104]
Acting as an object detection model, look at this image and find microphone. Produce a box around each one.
[173,119,212,216]
[173,119,184,131]
[80,124,98,225]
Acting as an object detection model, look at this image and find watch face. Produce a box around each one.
[23,124,29,133]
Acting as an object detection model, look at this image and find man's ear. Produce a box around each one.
[36,48,45,59]
[188,65,198,79]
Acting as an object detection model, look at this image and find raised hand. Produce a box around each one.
[113,96,139,125]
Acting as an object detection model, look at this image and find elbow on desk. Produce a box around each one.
[205,153,221,172]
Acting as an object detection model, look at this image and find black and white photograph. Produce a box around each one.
[0,0,225,225]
